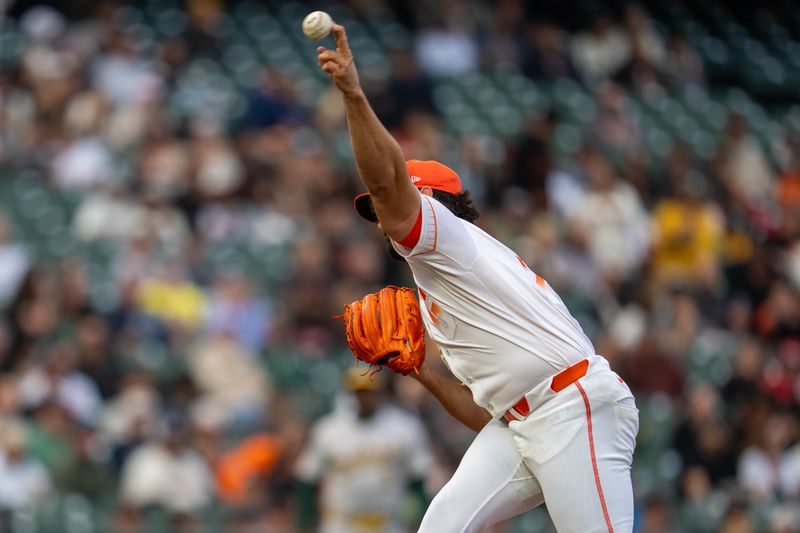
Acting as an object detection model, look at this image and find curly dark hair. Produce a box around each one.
[379,189,480,261]
[431,189,480,224]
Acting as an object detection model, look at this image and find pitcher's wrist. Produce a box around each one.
[342,87,365,100]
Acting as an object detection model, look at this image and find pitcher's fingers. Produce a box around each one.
[332,23,349,53]
[317,50,341,67]
[321,61,338,74]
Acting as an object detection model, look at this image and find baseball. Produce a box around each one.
[302,11,332,41]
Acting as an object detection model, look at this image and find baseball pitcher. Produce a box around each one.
[318,23,638,533]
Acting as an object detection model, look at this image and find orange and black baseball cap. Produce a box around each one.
[354,160,462,222]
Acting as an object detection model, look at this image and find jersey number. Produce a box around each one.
[516,255,546,288]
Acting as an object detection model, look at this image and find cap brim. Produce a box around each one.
[350,381,382,392]
[345,368,386,391]
[354,193,378,223]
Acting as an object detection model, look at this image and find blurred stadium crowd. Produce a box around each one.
[0,0,799,531]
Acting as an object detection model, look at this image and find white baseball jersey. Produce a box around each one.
[393,192,595,418]
[294,400,433,533]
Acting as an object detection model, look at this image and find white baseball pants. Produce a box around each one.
[418,357,638,533]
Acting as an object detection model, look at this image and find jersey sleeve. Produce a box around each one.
[391,193,478,269]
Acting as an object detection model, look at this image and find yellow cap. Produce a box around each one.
[343,367,386,391]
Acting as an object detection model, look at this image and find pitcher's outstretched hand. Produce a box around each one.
[317,24,361,97]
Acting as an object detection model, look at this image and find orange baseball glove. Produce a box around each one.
[340,286,425,375]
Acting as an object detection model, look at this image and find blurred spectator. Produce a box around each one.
[92,32,163,108]
[135,263,206,327]
[118,415,214,520]
[721,339,767,434]
[75,313,121,399]
[482,0,526,69]
[776,129,800,230]
[522,20,577,80]
[768,504,800,533]
[651,143,709,206]
[754,281,800,344]
[59,425,113,502]
[415,17,478,77]
[657,291,701,358]
[571,14,630,84]
[386,51,435,128]
[0,420,52,511]
[195,198,255,243]
[183,0,225,59]
[72,186,148,243]
[614,39,664,94]
[651,174,725,289]
[615,5,667,92]
[623,5,665,69]
[294,369,434,533]
[0,377,20,419]
[716,113,775,205]
[761,337,800,408]
[137,133,191,202]
[50,136,115,190]
[534,215,607,306]
[0,215,29,309]
[718,502,755,533]
[24,402,78,487]
[737,412,799,502]
[673,383,737,485]
[507,113,556,210]
[241,71,304,131]
[99,374,162,471]
[638,492,679,533]
[207,273,271,353]
[141,201,192,250]
[19,6,66,44]
[591,82,642,154]
[569,148,650,281]
[216,433,281,506]
[546,146,590,219]
[17,343,102,427]
[395,111,446,162]
[678,466,726,533]
[775,128,800,177]
[187,334,270,429]
[665,33,705,86]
